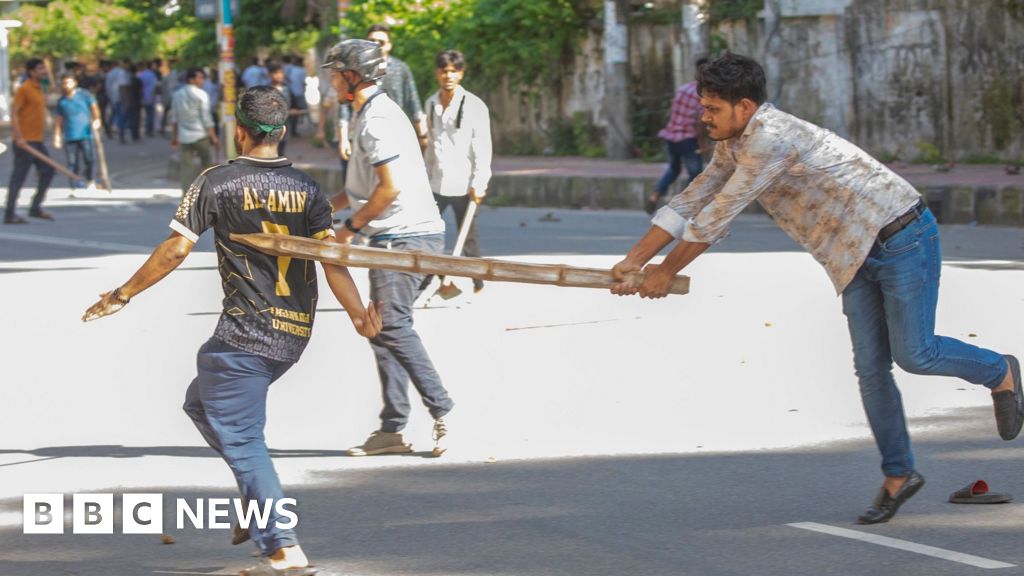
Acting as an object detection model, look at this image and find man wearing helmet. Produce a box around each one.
[322,39,455,458]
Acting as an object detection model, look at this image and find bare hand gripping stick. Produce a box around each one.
[230,233,690,295]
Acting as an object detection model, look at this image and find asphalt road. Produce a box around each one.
[1,165,1023,574]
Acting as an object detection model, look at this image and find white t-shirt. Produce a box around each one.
[345,89,444,238]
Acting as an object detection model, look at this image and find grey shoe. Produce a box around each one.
[431,417,448,457]
[347,431,413,456]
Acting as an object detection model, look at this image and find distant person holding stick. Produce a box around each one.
[5,58,56,224]
[54,73,102,193]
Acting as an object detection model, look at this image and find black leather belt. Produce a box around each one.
[878,199,926,243]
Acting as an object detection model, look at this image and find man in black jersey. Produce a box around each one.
[83,86,381,576]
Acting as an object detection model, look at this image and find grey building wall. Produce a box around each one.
[485,0,1023,162]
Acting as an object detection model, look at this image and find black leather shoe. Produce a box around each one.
[231,521,250,545]
[857,471,925,524]
[993,355,1023,441]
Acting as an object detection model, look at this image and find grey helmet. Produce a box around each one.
[320,39,387,83]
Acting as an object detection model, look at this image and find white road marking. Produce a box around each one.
[0,231,151,253]
[788,522,1016,569]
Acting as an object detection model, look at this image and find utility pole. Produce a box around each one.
[0,20,22,123]
[337,0,350,37]
[217,0,236,158]
[680,0,707,81]
[603,0,631,159]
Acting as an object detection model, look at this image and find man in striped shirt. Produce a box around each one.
[612,53,1022,525]
[646,57,708,215]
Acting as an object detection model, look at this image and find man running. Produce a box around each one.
[83,86,382,575]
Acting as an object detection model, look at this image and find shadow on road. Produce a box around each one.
[1,408,1021,576]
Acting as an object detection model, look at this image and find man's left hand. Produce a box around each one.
[638,263,673,299]
[82,290,128,322]
[469,187,484,205]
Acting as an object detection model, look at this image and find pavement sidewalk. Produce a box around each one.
[4,128,1023,223]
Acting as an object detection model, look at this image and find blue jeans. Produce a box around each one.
[655,137,703,196]
[64,138,95,185]
[182,337,298,556]
[5,141,54,219]
[841,208,1007,477]
[368,233,454,432]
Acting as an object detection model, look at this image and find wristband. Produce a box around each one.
[112,287,131,304]
[343,218,361,234]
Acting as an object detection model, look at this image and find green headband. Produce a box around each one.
[236,107,285,134]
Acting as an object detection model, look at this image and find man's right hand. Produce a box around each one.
[14,137,27,149]
[52,135,62,150]
[352,301,383,338]
[610,258,642,296]
[82,290,128,322]
[170,136,178,149]
[339,137,351,160]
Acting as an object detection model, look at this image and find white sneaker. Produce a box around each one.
[85,182,97,193]
[432,417,448,457]
[239,544,317,575]
[346,430,413,456]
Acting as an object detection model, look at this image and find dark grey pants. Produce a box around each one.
[5,141,55,219]
[368,233,454,432]
[434,193,483,290]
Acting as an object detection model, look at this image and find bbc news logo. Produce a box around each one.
[23,494,298,534]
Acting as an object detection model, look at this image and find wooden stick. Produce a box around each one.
[92,130,112,192]
[16,141,85,182]
[230,233,690,295]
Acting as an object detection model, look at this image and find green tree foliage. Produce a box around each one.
[707,0,763,24]
[9,0,593,95]
[341,0,592,97]
[10,1,89,62]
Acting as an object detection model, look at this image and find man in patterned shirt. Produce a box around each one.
[646,57,708,215]
[611,53,1021,525]
[83,86,382,575]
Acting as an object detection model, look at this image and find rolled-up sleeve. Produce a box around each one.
[652,140,736,238]
[680,133,792,244]
[653,133,792,244]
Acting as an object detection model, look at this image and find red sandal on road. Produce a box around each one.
[948,480,1013,504]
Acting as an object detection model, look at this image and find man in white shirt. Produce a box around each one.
[322,39,454,458]
[170,67,219,192]
[423,49,492,292]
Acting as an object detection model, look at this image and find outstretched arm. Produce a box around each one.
[82,232,194,321]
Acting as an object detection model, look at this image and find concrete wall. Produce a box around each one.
[846,0,1024,160]
[485,14,681,156]
[485,0,1024,162]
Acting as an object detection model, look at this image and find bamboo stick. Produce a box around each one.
[92,129,112,192]
[16,141,85,182]
[230,233,690,295]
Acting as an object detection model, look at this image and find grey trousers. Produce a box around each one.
[180,137,213,192]
[368,233,454,432]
